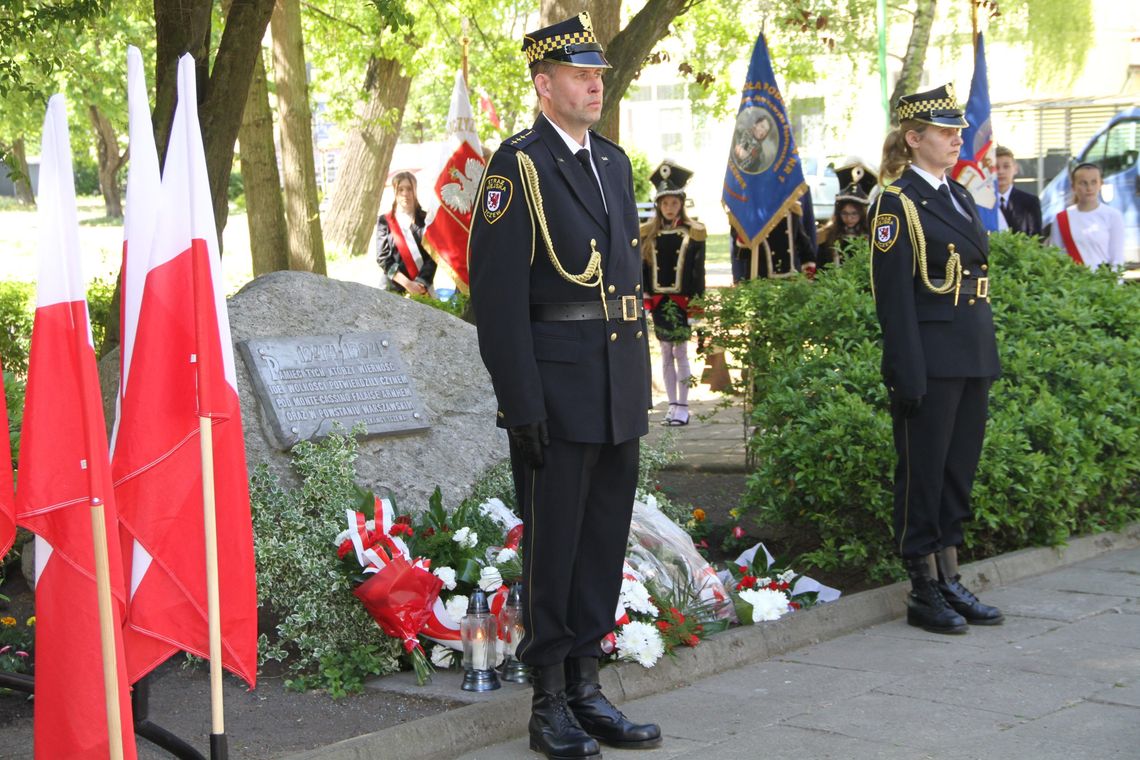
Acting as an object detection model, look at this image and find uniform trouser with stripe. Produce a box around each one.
[509,434,639,667]
[891,376,992,559]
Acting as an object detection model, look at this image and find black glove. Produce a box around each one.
[509,421,550,469]
[892,395,923,418]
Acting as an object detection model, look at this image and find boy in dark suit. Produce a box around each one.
[995,145,1043,238]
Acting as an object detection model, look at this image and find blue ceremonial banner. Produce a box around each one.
[951,33,999,231]
[722,33,808,248]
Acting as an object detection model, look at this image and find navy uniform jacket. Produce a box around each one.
[870,168,1001,400]
[468,115,651,445]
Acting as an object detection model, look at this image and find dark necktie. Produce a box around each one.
[575,148,605,211]
[939,184,968,219]
[1000,195,1012,224]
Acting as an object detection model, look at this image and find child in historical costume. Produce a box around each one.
[641,161,706,426]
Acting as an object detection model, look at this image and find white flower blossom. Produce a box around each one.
[778,569,797,585]
[738,588,790,623]
[757,577,772,588]
[479,565,504,593]
[433,566,457,591]
[452,526,478,549]
[495,547,518,564]
[614,621,665,668]
[619,577,656,616]
[444,595,469,625]
[430,645,458,668]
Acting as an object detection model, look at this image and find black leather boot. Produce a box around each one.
[936,547,1004,625]
[529,664,601,759]
[904,555,968,634]
[565,657,662,749]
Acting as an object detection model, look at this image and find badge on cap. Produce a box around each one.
[482,175,513,224]
[873,213,899,252]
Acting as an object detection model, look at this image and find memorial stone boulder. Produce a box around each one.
[100,271,507,510]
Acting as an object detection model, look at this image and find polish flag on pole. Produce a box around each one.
[0,355,13,558]
[422,70,485,293]
[111,52,257,693]
[15,95,136,760]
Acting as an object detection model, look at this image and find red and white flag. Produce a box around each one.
[422,70,485,293]
[111,52,257,687]
[0,355,13,558]
[15,94,137,759]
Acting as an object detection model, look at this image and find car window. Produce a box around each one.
[1100,119,1140,178]
[1081,129,1110,166]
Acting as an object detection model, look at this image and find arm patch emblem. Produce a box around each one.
[873,213,899,252]
[481,175,513,224]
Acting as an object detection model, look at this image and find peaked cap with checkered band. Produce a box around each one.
[523,12,610,68]
[895,84,968,128]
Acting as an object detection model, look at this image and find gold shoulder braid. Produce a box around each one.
[872,185,961,303]
[516,151,611,316]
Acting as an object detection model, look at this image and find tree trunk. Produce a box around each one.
[239,49,289,275]
[322,56,412,259]
[88,104,127,219]
[10,138,35,206]
[588,0,621,141]
[889,0,938,125]
[270,0,327,274]
[596,0,691,141]
[153,0,276,245]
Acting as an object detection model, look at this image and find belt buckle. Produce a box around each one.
[620,295,639,321]
[976,277,989,300]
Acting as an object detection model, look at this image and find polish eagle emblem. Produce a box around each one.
[440,158,485,215]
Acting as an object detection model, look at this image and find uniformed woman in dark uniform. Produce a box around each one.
[871,84,1004,634]
[641,161,706,426]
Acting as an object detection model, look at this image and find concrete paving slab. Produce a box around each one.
[976,585,1131,622]
[1016,565,1140,597]
[780,628,987,675]
[778,691,1021,748]
[995,700,1140,757]
[868,610,1061,647]
[1042,608,1140,650]
[971,638,1140,684]
[874,663,1102,719]
[1089,678,1140,708]
[675,725,930,760]
[687,659,900,704]
[924,731,1134,760]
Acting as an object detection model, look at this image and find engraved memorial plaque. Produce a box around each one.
[238,332,430,449]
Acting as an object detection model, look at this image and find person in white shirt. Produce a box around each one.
[1049,163,1125,270]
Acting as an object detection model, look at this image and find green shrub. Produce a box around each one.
[701,234,1140,583]
[0,281,34,377]
[250,431,403,696]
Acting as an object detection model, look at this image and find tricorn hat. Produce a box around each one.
[895,83,968,128]
[523,12,610,69]
[833,160,878,205]
[650,160,693,200]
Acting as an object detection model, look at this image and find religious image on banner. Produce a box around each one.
[951,33,999,231]
[722,33,808,250]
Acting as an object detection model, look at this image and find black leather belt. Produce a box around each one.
[930,276,990,298]
[531,296,643,322]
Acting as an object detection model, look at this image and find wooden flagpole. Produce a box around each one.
[200,416,227,760]
[90,497,126,760]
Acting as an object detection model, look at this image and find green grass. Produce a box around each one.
[706,233,730,267]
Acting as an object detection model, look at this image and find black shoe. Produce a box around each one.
[565,657,662,749]
[529,665,601,759]
[904,556,968,635]
[939,575,1004,625]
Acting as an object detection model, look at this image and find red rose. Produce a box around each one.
[732,526,745,539]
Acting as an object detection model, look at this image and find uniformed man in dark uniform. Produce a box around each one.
[467,13,660,759]
[871,84,1004,635]
[730,201,816,281]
